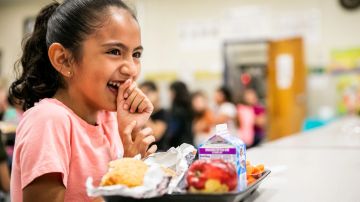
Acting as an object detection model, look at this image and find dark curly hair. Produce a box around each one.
[9,0,136,111]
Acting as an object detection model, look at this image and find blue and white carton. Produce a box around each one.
[198,124,247,191]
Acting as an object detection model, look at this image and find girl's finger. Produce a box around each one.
[133,127,154,155]
[139,135,156,157]
[124,82,137,99]
[123,88,138,111]
[130,95,144,113]
[129,90,145,113]
[119,120,136,145]
[137,98,154,113]
[117,79,132,103]
[145,144,157,158]
[134,127,152,141]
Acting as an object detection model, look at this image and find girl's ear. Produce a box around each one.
[48,43,73,78]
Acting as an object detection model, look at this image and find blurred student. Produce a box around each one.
[0,84,7,121]
[213,86,238,135]
[238,88,266,147]
[3,95,24,125]
[0,133,10,194]
[191,91,214,146]
[165,81,193,148]
[1,96,23,171]
[140,81,168,151]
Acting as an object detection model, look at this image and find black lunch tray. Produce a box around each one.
[104,170,270,202]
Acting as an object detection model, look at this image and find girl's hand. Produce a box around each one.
[117,79,154,132]
[120,121,157,158]
[116,79,156,157]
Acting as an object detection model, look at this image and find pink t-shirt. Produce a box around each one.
[11,98,123,201]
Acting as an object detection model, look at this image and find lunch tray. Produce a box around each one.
[104,170,270,202]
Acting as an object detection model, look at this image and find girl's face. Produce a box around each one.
[244,90,258,106]
[192,95,207,112]
[69,7,142,111]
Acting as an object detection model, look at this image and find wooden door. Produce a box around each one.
[267,37,307,141]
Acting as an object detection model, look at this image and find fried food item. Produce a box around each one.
[246,161,265,185]
[247,176,256,184]
[100,158,148,187]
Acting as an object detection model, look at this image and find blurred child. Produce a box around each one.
[0,84,7,120]
[191,91,214,146]
[2,95,23,125]
[9,1,156,201]
[213,86,238,135]
[239,88,266,147]
[140,81,168,151]
[165,81,193,148]
[0,133,10,194]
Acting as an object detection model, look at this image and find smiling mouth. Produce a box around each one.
[107,81,122,91]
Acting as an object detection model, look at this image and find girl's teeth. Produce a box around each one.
[108,81,120,87]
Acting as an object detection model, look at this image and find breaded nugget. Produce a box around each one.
[100,158,148,187]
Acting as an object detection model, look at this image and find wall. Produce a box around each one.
[0,0,50,83]
[135,0,360,111]
[1,0,360,112]
[137,0,360,66]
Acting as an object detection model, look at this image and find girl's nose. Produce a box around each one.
[121,59,139,78]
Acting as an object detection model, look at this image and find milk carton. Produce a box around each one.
[198,124,247,191]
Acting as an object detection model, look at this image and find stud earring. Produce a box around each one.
[67,71,72,77]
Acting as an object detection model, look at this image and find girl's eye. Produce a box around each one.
[133,52,142,58]
[107,49,121,55]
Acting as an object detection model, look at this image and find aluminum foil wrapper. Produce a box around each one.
[86,164,170,198]
[144,143,197,194]
[86,143,196,198]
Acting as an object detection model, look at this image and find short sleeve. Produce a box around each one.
[16,108,71,189]
[101,111,123,159]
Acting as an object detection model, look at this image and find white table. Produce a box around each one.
[244,116,360,202]
[263,116,360,149]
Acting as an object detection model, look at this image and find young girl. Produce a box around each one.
[191,91,214,146]
[9,0,156,201]
[241,88,266,147]
[213,86,238,135]
[139,81,168,151]
[166,81,193,148]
